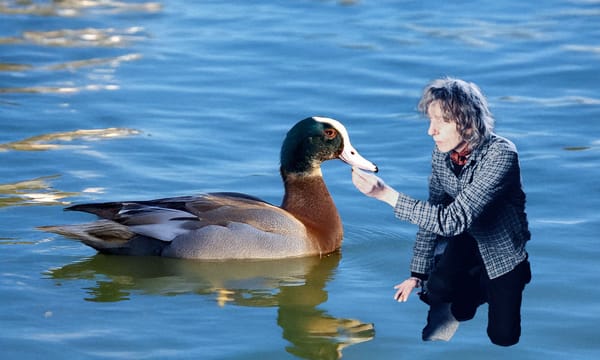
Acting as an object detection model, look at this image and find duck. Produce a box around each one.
[39,116,378,259]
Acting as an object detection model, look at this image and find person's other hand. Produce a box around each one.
[393,277,420,302]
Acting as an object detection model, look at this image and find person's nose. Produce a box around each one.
[428,122,437,136]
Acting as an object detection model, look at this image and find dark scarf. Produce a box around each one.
[450,146,471,166]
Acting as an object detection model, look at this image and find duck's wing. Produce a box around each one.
[64,194,240,219]
[185,194,300,231]
[113,203,202,242]
[67,193,303,242]
[66,193,268,219]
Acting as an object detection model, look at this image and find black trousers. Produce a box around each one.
[422,234,531,346]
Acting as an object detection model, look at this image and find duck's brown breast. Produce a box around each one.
[281,174,343,255]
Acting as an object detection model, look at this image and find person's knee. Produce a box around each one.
[451,302,477,321]
[487,327,520,346]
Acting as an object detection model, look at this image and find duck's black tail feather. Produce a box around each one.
[65,203,124,220]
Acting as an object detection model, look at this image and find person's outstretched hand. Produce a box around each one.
[352,167,399,207]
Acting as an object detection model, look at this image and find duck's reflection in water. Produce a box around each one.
[48,252,374,359]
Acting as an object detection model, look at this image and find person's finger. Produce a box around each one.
[401,287,413,302]
[393,288,403,301]
[393,286,408,302]
[393,280,417,302]
[352,173,368,190]
[352,171,376,194]
[353,167,376,183]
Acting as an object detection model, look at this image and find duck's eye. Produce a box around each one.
[323,129,337,139]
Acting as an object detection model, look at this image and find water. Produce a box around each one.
[1,0,599,359]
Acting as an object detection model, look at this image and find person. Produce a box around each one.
[352,77,531,346]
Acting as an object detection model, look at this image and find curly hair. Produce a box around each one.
[418,77,495,149]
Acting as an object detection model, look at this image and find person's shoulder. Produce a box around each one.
[485,133,518,154]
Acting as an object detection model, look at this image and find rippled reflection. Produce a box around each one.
[0,27,149,47]
[500,95,600,106]
[0,85,114,94]
[25,27,148,47]
[0,127,140,152]
[405,21,547,48]
[0,175,77,207]
[563,44,600,55]
[48,253,375,359]
[48,53,142,71]
[0,51,142,94]
[0,63,32,71]
[0,1,153,95]
[0,0,162,17]
[564,146,591,151]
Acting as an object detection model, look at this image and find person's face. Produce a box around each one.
[427,101,465,153]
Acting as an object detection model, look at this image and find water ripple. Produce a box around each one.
[26,27,148,47]
[499,95,600,106]
[404,20,550,48]
[0,0,162,17]
[0,175,77,207]
[563,44,600,55]
[0,128,140,152]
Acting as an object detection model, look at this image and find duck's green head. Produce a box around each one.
[280,117,378,176]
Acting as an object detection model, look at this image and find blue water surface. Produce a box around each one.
[1,1,599,359]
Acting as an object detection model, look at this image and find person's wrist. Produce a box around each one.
[382,188,399,207]
[409,277,422,288]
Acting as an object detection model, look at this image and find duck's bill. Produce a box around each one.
[339,145,378,173]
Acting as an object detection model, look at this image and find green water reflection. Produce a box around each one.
[48,252,375,359]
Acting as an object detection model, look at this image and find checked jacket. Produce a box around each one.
[393,133,530,280]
